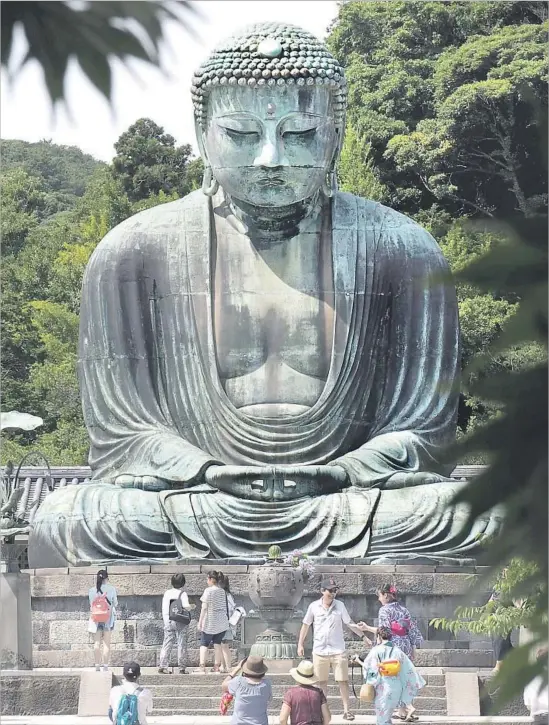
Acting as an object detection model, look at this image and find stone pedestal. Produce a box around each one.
[0,571,33,669]
[248,564,304,662]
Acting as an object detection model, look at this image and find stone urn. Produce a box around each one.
[248,562,304,661]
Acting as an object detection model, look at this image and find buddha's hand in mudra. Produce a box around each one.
[204,464,349,501]
[384,471,450,489]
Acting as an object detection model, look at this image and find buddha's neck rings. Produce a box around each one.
[191,21,347,130]
[225,191,323,242]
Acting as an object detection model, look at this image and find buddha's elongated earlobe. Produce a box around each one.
[202,165,219,197]
[322,169,338,198]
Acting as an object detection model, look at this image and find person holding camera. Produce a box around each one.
[221,656,272,725]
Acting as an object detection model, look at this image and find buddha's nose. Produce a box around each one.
[253,136,288,168]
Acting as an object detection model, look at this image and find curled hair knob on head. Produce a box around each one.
[207,570,220,583]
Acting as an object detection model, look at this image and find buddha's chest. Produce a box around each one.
[212,222,335,393]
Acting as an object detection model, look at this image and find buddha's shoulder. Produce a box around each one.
[91,191,206,257]
[336,192,438,246]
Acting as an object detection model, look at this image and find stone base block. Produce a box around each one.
[78,671,113,716]
[1,674,79,715]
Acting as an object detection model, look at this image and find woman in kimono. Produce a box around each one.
[361,627,425,724]
[359,584,422,660]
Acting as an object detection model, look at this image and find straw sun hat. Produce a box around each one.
[289,660,319,686]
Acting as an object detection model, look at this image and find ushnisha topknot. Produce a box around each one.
[191,22,347,128]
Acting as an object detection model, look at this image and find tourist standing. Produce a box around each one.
[158,573,194,674]
[358,584,423,661]
[219,573,236,673]
[198,570,230,673]
[108,661,153,725]
[280,660,331,725]
[488,571,514,674]
[222,656,272,725]
[297,578,369,721]
[361,627,425,724]
[523,649,548,724]
[88,569,118,672]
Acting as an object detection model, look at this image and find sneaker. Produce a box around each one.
[158,668,171,674]
[178,668,187,674]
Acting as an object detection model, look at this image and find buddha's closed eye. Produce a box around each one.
[282,128,317,139]
[224,128,260,139]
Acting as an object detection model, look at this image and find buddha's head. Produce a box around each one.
[192,22,346,208]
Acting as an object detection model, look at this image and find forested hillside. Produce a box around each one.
[1,1,547,466]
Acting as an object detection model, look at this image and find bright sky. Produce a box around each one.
[0,1,340,162]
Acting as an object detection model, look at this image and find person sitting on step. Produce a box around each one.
[108,661,152,725]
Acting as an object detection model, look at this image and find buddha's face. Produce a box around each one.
[199,85,340,207]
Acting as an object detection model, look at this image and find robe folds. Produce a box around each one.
[79,189,460,484]
[29,190,502,567]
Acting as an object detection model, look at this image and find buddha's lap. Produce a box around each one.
[33,478,474,528]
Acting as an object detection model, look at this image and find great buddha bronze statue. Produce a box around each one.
[29,23,500,567]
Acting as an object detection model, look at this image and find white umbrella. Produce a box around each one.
[0,411,44,432]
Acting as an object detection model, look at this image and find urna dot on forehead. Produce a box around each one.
[191,22,347,127]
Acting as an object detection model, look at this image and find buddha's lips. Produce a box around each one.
[256,177,286,186]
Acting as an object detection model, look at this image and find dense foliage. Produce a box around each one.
[1,126,202,464]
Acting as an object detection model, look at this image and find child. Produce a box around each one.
[109,661,153,725]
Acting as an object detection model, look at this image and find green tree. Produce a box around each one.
[328,1,547,216]
[1,168,48,255]
[112,118,197,201]
[386,24,548,217]
[1,1,199,104]
[338,124,387,201]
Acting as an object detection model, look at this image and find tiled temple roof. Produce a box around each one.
[1,465,485,524]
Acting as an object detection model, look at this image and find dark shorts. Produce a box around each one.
[201,630,225,646]
[95,622,114,632]
[493,634,513,661]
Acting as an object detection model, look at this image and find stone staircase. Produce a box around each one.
[139,670,447,717]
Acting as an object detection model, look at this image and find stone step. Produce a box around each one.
[138,671,446,686]
[151,694,446,710]
[32,648,494,670]
[143,683,446,699]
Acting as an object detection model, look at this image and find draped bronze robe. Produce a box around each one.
[80,190,459,484]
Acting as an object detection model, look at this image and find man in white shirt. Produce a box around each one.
[109,661,153,725]
[297,578,369,721]
[159,574,194,674]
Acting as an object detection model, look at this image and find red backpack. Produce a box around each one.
[90,592,111,623]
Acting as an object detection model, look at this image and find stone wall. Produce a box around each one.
[26,563,494,669]
[1,673,80,715]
